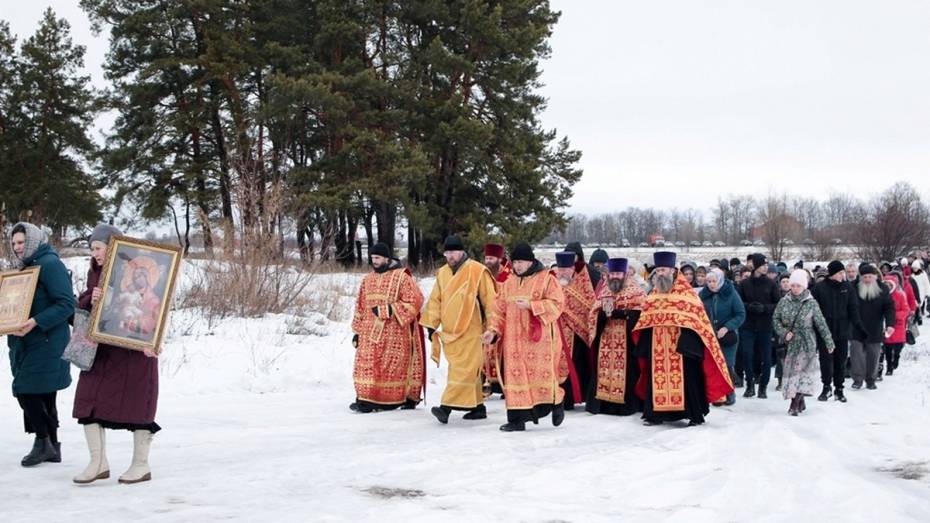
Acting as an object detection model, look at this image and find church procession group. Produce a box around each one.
[351,237,928,430]
[6,223,927,486]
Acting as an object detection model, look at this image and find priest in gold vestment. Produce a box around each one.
[421,236,498,424]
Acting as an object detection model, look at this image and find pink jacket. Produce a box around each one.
[884,275,910,344]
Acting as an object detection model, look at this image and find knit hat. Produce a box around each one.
[606,258,628,274]
[751,253,767,270]
[794,260,804,269]
[555,251,575,268]
[483,243,505,259]
[827,260,845,277]
[789,269,808,287]
[511,242,535,262]
[589,248,609,265]
[443,235,465,252]
[90,223,123,246]
[859,263,878,276]
[767,262,778,274]
[370,242,391,258]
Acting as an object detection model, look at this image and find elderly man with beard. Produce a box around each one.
[810,260,859,403]
[586,258,647,415]
[421,236,498,424]
[736,253,782,399]
[633,252,733,427]
[553,251,596,409]
[483,243,566,432]
[850,264,896,390]
[846,263,860,285]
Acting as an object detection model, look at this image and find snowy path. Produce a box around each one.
[2,335,929,522]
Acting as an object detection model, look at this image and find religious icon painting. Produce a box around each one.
[0,266,41,335]
[88,236,183,354]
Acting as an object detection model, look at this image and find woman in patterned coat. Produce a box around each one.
[773,270,835,416]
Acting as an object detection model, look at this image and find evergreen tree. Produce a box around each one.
[0,10,101,241]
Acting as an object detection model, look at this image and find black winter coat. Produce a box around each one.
[851,285,896,343]
[811,278,859,342]
[737,275,782,331]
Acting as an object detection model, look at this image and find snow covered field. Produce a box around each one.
[1,258,929,522]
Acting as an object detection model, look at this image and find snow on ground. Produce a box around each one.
[1,258,929,522]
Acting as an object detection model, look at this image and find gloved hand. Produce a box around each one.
[610,309,628,320]
[352,334,359,348]
[748,302,765,314]
[371,305,393,318]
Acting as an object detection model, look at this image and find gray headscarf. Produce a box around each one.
[707,268,727,291]
[10,222,48,267]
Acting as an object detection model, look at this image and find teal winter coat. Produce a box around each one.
[699,279,746,348]
[7,243,75,395]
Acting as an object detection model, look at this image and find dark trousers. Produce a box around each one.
[819,339,849,390]
[16,392,59,442]
[884,342,904,370]
[740,329,773,387]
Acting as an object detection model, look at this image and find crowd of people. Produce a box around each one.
[351,239,927,429]
[6,222,924,483]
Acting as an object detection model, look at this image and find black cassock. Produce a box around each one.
[562,331,591,410]
[585,308,643,416]
[634,327,710,425]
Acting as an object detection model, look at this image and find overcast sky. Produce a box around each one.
[5,1,930,215]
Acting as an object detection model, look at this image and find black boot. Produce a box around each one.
[757,385,767,399]
[743,382,755,398]
[499,421,525,432]
[799,396,806,412]
[552,404,565,427]
[462,404,487,420]
[788,397,800,416]
[734,375,744,388]
[47,440,61,464]
[775,377,783,391]
[401,399,418,410]
[21,437,59,467]
[817,385,831,402]
[431,406,451,424]
[834,388,847,402]
[886,367,893,376]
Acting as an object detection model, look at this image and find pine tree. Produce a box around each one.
[0,10,101,241]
